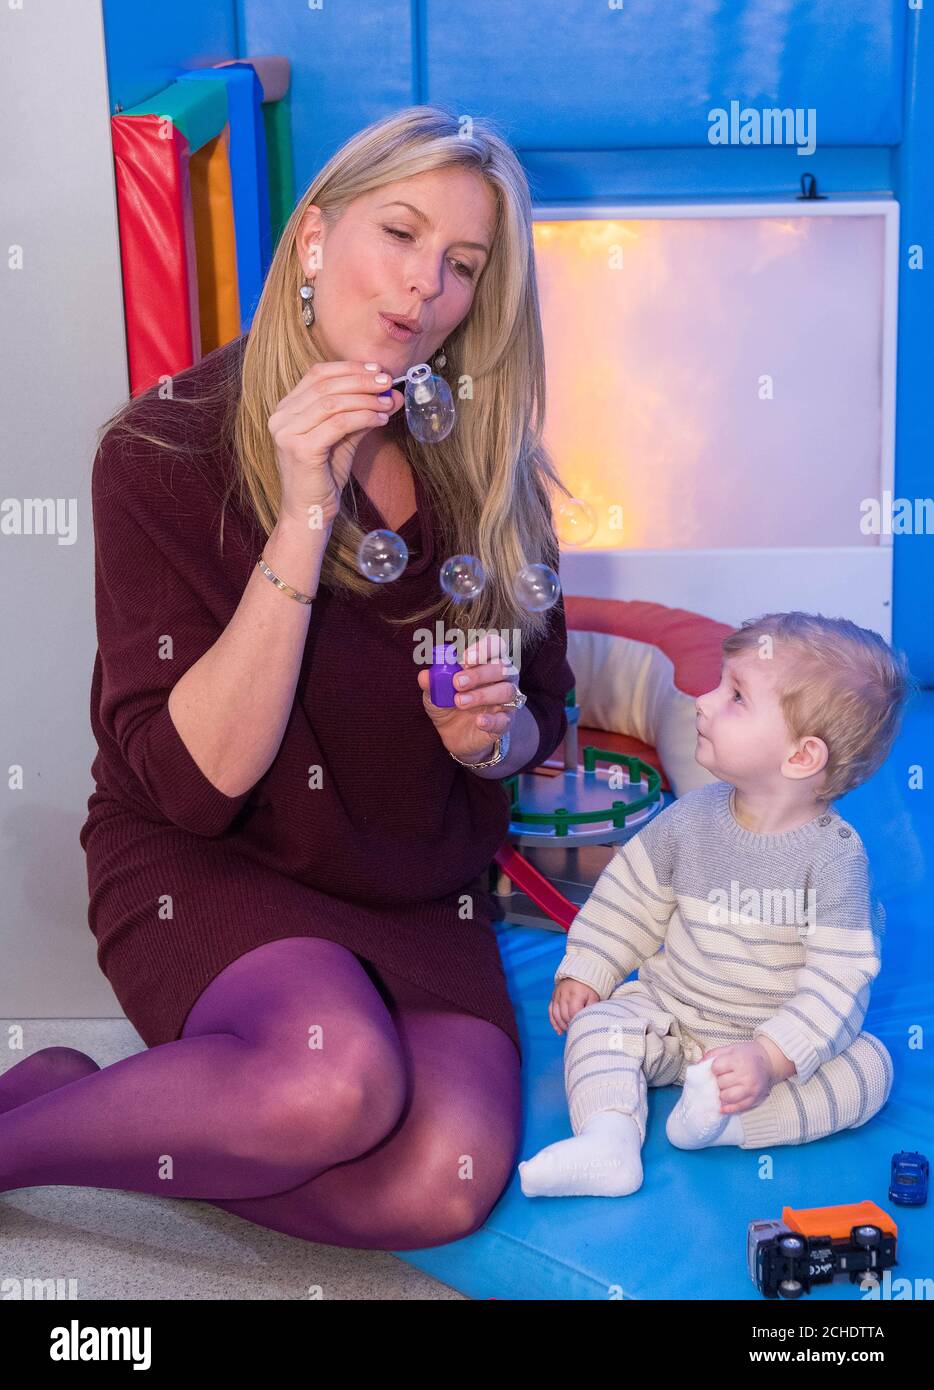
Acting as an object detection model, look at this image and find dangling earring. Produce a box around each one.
[433,342,448,370]
[299,276,315,327]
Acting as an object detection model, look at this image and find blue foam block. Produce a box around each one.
[175,64,272,331]
[394,693,934,1299]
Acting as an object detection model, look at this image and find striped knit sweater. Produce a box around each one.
[554,780,885,1084]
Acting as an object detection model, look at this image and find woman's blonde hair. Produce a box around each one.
[97,103,572,656]
[721,611,917,803]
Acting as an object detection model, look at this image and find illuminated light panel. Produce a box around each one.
[533,214,886,551]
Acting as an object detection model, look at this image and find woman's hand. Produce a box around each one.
[268,360,404,532]
[701,1041,779,1113]
[417,631,521,764]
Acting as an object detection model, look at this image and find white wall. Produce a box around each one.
[0,0,129,1017]
[558,546,893,642]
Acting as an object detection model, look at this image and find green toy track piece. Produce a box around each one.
[503,747,662,833]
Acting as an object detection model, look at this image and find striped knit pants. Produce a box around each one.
[564,981,894,1149]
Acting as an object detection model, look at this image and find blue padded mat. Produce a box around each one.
[394,694,934,1299]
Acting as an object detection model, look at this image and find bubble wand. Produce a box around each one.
[390,363,456,444]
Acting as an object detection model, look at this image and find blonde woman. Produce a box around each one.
[0,106,575,1250]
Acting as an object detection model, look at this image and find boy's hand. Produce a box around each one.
[550,979,600,1035]
[701,1041,781,1113]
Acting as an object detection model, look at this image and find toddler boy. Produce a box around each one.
[519,611,912,1197]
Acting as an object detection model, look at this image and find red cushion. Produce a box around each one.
[564,596,733,697]
[564,597,734,795]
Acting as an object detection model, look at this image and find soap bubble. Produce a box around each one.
[514,563,561,612]
[357,529,408,583]
[440,554,487,602]
[403,364,456,443]
[555,497,597,546]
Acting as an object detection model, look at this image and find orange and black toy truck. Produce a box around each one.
[748,1201,897,1299]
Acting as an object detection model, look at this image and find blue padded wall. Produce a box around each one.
[237,0,414,198]
[424,0,905,149]
[102,0,239,113]
[238,0,907,194]
[893,11,934,686]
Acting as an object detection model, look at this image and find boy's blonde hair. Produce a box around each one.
[721,611,916,803]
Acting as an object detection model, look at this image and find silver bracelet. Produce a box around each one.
[449,729,510,769]
[446,687,526,769]
[257,554,315,605]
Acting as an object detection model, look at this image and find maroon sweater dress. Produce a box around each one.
[79,337,575,1060]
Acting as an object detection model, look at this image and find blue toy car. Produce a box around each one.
[889,1150,928,1206]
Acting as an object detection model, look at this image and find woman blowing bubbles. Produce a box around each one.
[0,106,575,1250]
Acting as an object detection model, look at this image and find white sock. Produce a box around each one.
[518,1110,644,1197]
[665,1057,746,1149]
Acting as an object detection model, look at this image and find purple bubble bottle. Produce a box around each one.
[429,643,463,707]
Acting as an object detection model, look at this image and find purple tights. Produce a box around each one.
[0,938,522,1250]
